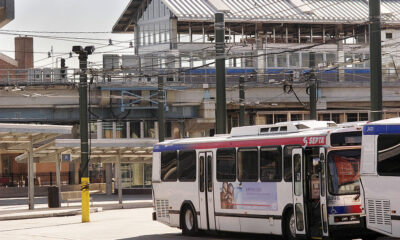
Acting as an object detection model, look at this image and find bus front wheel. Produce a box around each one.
[283,209,296,240]
[181,205,198,236]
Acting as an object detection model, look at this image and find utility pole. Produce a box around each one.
[72,45,94,223]
[369,0,383,121]
[239,76,245,126]
[215,12,227,134]
[309,52,317,120]
[158,76,165,142]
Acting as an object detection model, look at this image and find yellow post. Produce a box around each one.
[81,177,90,222]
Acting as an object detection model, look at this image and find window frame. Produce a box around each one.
[284,145,302,182]
[160,150,178,182]
[237,147,259,182]
[216,148,237,182]
[178,150,197,182]
[260,145,283,182]
[377,134,400,177]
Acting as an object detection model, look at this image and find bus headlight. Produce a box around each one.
[334,215,359,222]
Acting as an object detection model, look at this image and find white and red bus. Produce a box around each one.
[361,118,400,238]
[152,120,371,239]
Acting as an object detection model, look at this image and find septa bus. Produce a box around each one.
[152,120,371,239]
[361,118,400,238]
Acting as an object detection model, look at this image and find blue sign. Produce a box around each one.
[61,154,71,162]
[363,125,400,135]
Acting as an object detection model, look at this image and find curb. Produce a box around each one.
[0,201,152,221]
[0,207,102,221]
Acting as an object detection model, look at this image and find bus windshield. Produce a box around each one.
[328,149,360,195]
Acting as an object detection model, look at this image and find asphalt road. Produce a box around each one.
[0,208,395,240]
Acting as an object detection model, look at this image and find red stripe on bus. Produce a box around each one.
[226,203,272,207]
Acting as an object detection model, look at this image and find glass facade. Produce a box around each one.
[121,163,152,188]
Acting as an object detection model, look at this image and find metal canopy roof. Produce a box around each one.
[113,0,400,33]
[0,123,72,152]
[112,0,142,33]
[16,138,157,163]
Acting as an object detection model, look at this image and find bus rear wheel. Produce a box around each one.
[182,205,198,236]
[283,209,296,240]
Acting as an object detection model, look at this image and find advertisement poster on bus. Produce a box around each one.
[220,182,278,211]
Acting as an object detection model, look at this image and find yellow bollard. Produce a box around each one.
[81,177,90,222]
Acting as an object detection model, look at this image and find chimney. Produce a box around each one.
[15,37,33,69]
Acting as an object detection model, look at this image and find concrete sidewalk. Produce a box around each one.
[0,193,152,221]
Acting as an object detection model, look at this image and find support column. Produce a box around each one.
[140,121,144,138]
[116,152,122,204]
[28,141,34,210]
[112,122,117,139]
[369,0,383,121]
[215,12,227,134]
[239,76,245,126]
[97,120,102,139]
[105,163,113,195]
[336,25,345,82]
[56,152,61,207]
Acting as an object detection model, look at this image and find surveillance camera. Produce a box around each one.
[84,46,95,55]
[72,46,83,54]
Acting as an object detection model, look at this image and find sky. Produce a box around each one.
[0,0,134,69]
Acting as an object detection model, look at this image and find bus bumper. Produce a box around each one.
[329,217,378,238]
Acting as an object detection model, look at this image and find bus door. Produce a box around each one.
[292,148,307,238]
[319,147,329,238]
[198,152,216,231]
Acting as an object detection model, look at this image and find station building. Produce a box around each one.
[3,0,400,194]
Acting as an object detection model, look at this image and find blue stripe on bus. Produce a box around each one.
[153,144,189,152]
[363,125,400,135]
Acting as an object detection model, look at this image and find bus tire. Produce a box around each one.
[181,204,198,236]
[283,208,296,240]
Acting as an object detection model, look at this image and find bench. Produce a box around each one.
[61,190,99,207]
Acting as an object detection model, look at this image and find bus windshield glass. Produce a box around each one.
[328,149,360,195]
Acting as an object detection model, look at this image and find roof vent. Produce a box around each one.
[289,0,313,14]
[208,0,230,12]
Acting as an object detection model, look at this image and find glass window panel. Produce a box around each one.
[302,52,310,67]
[267,54,275,67]
[289,53,300,67]
[377,134,400,176]
[161,151,177,181]
[284,146,299,182]
[217,148,236,182]
[260,146,282,182]
[294,154,302,196]
[178,150,196,181]
[238,148,258,182]
[277,54,287,67]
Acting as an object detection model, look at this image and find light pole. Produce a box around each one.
[72,45,95,223]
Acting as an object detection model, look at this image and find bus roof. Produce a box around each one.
[154,121,362,152]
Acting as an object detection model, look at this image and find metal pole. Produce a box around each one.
[215,12,227,134]
[28,142,34,210]
[309,52,317,120]
[239,76,245,126]
[56,153,61,207]
[158,76,165,142]
[78,51,90,223]
[117,152,122,204]
[369,0,383,121]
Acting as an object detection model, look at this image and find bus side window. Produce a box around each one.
[260,146,282,182]
[216,148,236,182]
[284,145,300,182]
[178,150,196,182]
[161,151,178,182]
[199,156,204,192]
[238,147,258,182]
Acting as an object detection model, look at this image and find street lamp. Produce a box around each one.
[72,45,94,223]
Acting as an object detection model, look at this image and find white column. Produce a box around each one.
[126,122,130,139]
[117,152,122,204]
[155,121,159,140]
[140,121,144,138]
[56,152,61,206]
[112,122,117,139]
[97,120,102,139]
[28,142,34,210]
